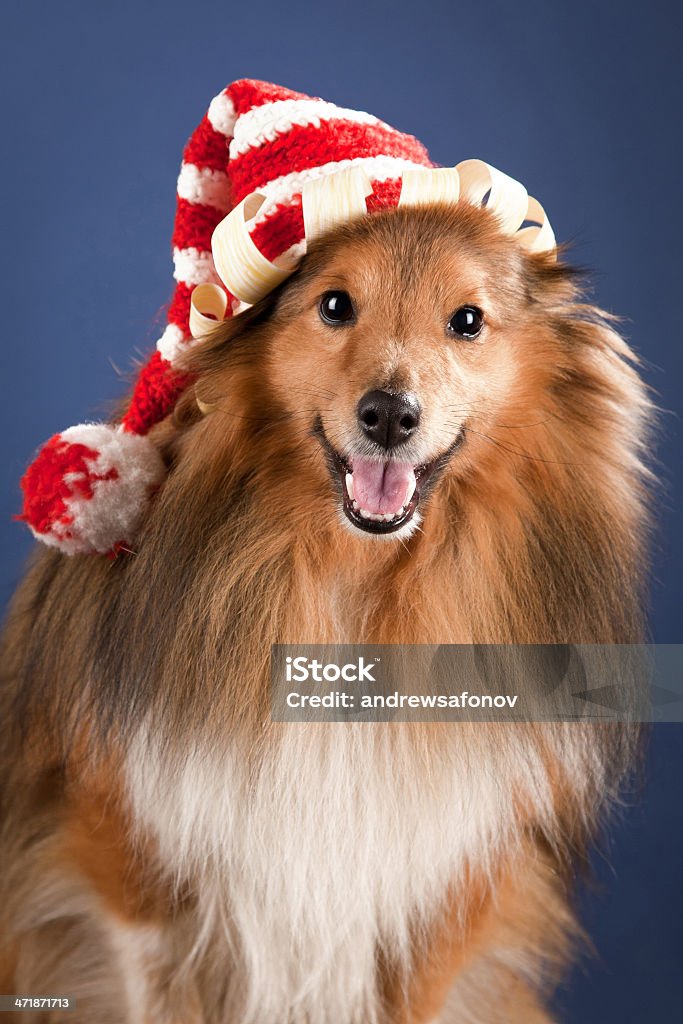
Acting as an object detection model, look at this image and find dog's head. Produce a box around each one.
[176,201,647,546]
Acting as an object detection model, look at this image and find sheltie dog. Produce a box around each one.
[0,201,652,1022]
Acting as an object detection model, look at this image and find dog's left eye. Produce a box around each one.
[319,291,355,325]
[447,306,484,340]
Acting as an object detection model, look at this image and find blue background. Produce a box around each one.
[1,1,681,1019]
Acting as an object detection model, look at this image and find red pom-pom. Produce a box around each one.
[19,424,166,555]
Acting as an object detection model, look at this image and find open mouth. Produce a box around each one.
[314,419,463,535]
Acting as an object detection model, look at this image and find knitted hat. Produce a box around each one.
[19,79,554,556]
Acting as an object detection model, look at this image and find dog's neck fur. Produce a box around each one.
[114,455,631,1023]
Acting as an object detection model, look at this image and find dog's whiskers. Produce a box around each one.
[462,426,577,466]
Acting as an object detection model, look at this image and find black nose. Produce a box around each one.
[357,390,422,449]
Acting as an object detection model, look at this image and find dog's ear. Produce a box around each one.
[519,250,638,369]
[521,247,586,310]
[167,288,283,436]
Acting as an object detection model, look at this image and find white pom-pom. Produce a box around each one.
[20,423,166,555]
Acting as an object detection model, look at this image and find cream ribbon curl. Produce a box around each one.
[398,159,555,254]
[302,166,374,244]
[398,167,461,207]
[189,159,556,339]
[188,282,230,341]
[212,192,299,304]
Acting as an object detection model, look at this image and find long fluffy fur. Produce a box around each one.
[0,202,652,1023]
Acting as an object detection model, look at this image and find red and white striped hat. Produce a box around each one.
[19,78,554,556]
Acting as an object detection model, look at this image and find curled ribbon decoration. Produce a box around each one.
[399,159,555,255]
[398,167,461,207]
[301,166,374,244]
[212,192,299,304]
[189,282,230,341]
[456,159,529,234]
[189,159,556,341]
[516,194,556,254]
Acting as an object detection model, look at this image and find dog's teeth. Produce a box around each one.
[354,503,411,524]
[404,478,416,505]
[357,506,410,523]
[345,473,354,500]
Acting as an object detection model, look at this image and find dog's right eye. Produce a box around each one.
[319,291,355,325]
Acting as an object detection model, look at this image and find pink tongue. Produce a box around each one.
[351,459,415,515]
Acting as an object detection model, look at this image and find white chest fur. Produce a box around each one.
[126,724,555,1023]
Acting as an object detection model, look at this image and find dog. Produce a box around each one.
[0,197,652,1022]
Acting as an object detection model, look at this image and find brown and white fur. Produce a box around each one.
[0,201,652,1023]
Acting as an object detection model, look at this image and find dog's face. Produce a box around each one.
[251,202,565,539]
